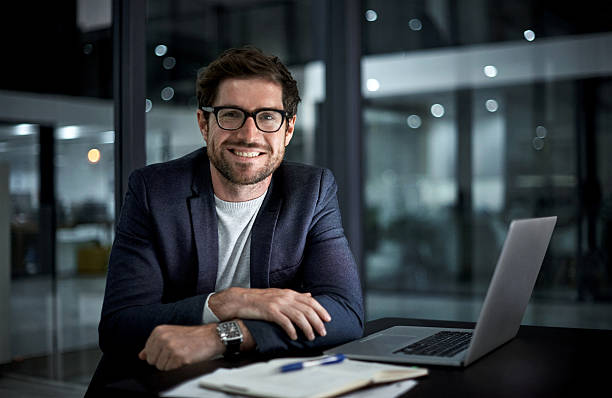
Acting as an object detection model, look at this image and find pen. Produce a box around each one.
[280,354,346,373]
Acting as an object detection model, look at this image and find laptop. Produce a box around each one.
[325,216,557,367]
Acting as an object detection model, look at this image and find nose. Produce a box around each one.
[236,115,260,140]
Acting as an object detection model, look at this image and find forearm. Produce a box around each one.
[99,294,207,355]
[244,294,363,354]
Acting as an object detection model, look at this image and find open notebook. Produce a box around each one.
[197,356,427,398]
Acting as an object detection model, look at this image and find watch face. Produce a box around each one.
[218,321,243,343]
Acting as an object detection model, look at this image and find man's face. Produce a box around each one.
[197,78,295,186]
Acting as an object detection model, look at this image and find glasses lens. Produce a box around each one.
[255,110,284,132]
[217,108,246,130]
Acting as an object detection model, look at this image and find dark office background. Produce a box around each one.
[0,0,611,394]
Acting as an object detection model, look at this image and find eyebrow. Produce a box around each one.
[213,105,285,112]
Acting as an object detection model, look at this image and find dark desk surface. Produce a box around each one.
[87,318,612,397]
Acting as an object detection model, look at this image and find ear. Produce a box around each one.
[284,115,296,146]
[197,109,209,142]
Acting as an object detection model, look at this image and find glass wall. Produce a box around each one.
[0,0,113,377]
[144,0,324,166]
[362,0,612,328]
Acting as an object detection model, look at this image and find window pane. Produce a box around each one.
[363,1,612,329]
[0,0,111,379]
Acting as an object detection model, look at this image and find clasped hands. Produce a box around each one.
[138,287,331,370]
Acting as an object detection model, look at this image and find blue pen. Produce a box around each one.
[280,354,346,373]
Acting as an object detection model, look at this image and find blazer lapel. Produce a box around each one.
[189,151,219,294]
[250,176,282,288]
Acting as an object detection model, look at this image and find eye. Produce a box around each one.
[259,111,280,121]
[219,109,242,119]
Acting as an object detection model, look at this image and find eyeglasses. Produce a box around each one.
[201,106,288,133]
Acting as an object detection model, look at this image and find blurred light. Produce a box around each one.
[161,87,175,101]
[408,18,422,31]
[145,98,153,112]
[483,65,498,78]
[532,137,544,150]
[366,78,380,92]
[430,104,445,118]
[163,56,176,70]
[14,124,36,136]
[524,30,535,42]
[536,125,547,138]
[101,130,114,144]
[83,43,93,55]
[87,148,101,164]
[155,44,168,57]
[406,114,422,129]
[485,99,499,112]
[365,10,378,22]
[57,126,80,140]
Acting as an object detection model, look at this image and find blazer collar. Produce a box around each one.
[188,149,282,292]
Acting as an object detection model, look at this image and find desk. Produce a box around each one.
[86,318,612,397]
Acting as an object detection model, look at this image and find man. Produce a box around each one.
[96,47,364,372]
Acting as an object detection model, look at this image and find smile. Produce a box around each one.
[230,149,263,158]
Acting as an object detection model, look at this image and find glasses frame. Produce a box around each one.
[201,106,288,133]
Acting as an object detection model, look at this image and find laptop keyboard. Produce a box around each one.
[395,331,473,357]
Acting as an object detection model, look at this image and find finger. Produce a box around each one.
[157,348,172,371]
[284,308,316,341]
[301,306,327,337]
[144,341,161,367]
[298,295,331,322]
[138,349,147,360]
[269,313,298,340]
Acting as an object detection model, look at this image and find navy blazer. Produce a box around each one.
[99,148,364,356]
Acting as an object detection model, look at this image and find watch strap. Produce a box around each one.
[217,321,243,356]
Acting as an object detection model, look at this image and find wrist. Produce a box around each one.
[209,287,243,321]
[206,324,227,357]
[214,319,255,355]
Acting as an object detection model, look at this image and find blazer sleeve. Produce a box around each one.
[98,169,206,356]
[243,169,365,354]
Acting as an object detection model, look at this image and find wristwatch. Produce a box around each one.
[216,320,243,356]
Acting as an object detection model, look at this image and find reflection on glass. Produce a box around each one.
[162,56,176,70]
[406,114,422,129]
[367,78,380,92]
[430,103,445,117]
[535,125,547,138]
[154,44,167,56]
[483,65,498,78]
[87,148,101,164]
[364,96,457,295]
[365,10,378,22]
[363,1,612,328]
[408,18,422,31]
[161,86,175,101]
[485,99,499,112]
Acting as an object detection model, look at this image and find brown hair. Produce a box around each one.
[196,46,300,118]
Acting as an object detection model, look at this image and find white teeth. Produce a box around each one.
[233,150,260,158]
